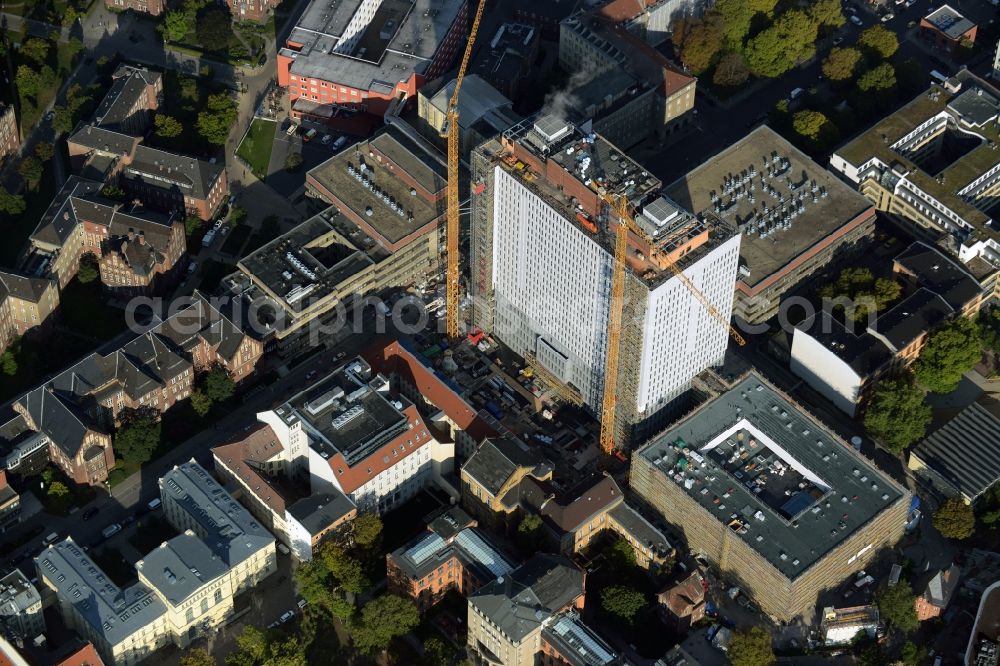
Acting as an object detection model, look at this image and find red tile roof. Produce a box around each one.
[363,340,496,443]
[597,0,646,23]
[55,643,106,666]
[658,572,706,618]
[328,403,431,495]
[212,424,287,515]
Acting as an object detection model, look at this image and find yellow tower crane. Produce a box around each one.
[443,0,490,339]
[597,193,745,457]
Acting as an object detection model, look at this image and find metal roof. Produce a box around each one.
[911,402,1000,502]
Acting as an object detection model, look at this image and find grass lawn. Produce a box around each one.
[59,278,129,341]
[236,118,277,179]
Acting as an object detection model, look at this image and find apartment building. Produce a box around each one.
[159,461,277,594]
[387,506,514,612]
[277,0,468,122]
[92,66,162,135]
[657,572,706,632]
[540,610,620,666]
[466,554,588,666]
[104,0,164,15]
[8,294,260,486]
[25,177,187,292]
[559,7,696,149]
[212,424,358,561]
[474,23,540,100]
[0,470,20,533]
[631,372,910,622]
[471,117,740,445]
[0,104,20,168]
[830,71,1000,280]
[257,355,455,514]
[0,409,53,482]
[0,570,44,641]
[38,464,275,665]
[667,126,877,325]
[791,241,986,416]
[460,436,552,530]
[919,5,977,54]
[0,270,59,354]
[224,0,278,21]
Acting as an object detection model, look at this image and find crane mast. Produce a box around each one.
[444,0,489,339]
[598,194,745,457]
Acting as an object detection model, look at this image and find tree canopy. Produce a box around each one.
[197,93,237,146]
[822,47,862,81]
[933,497,975,540]
[114,409,162,466]
[190,390,213,417]
[858,63,897,93]
[600,585,646,626]
[0,187,26,215]
[728,627,775,666]
[34,142,54,162]
[155,114,183,139]
[713,52,750,87]
[18,157,44,190]
[792,110,838,149]
[203,367,235,402]
[165,11,189,42]
[863,375,931,454]
[809,0,844,28]
[226,626,307,666]
[875,581,918,633]
[673,14,724,74]
[19,38,50,64]
[351,513,383,551]
[77,254,100,284]
[818,267,900,322]
[745,9,817,78]
[858,25,899,59]
[914,317,982,394]
[351,594,419,655]
[195,8,232,47]
[180,648,215,666]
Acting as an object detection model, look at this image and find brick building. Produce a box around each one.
[631,372,910,622]
[0,271,59,354]
[104,0,164,15]
[0,104,20,168]
[920,5,977,54]
[277,0,468,122]
[657,572,706,631]
[224,0,278,21]
[387,506,513,612]
[9,294,261,486]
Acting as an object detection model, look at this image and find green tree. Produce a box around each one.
[351,513,383,550]
[745,10,818,78]
[179,77,200,102]
[52,106,75,134]
[185,215,204,236]
[77,254,100,284]
[875,581,918,633]
[600,585,646,626]
[607,539,637,571]
[100,184,126,201]
[822,47,862,81]
[15,66,40,99]
[933,497,975,540]
[749,0,779,15]
[284,152,304,172]
[858,63,896,92]
[19,38,50,63]
[900,641,927,666]
[673,14,724,74]
[203,367,235,402]
[873,278,901,310]
[516,513,547,552]
[165,11,190,42]
[420,637,457,666]
[114,410,162,466]
[728,627,775,666]
[180,648,215,666]
[864,375,931,454]
[809,0,844,28]
[196,8,233,48]
[713,52,750,87]
[197,93,237,146]
[18,157,44,190]
[714,0,752,49]
[1,350,17,376]
[351,594,419,655]
[34,142,54,162]
[320,543,369,594]
[858,25,899,59]
[792,110,836,147]
[66,37,84,60]
[190,390,213,417]
[0,187,26,215]
[229,207,248,225]
[915,317,982,394]
[155,114,183,139]
[226,626,268,666]
[47,480,72,514]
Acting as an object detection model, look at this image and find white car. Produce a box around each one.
[881,12,894,21]
[279,611,295,624]
[850,14,863,25]
[320,134,333,145]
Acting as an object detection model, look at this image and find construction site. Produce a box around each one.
[470,115,740,447]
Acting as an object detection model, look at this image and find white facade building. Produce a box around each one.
[490,165,740,422]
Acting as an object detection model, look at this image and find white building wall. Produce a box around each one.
[307,446,339,494]
[789,329,863,417]
[491,167,613,407]
[285,512,315,562]
[636,233,740,414]
[350,442,434,513]
[256,410,308,475]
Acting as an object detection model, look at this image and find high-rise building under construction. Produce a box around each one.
[470,116,740,443]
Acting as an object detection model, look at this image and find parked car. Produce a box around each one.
[281,118,292,131]
[881,12,894,21]
[320,134,333,145]
[42,532,59,546]
[277,543,291,555]
[286,123,298,136]
[147,498,162,511]
[188,261,198,275]
[279,611,295,624]
[832,35,844,45]
[305,370,317,380]
[850,14,863,25]
[101,524,122,539]
[332,136,348,150]
[82,507,99,521]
